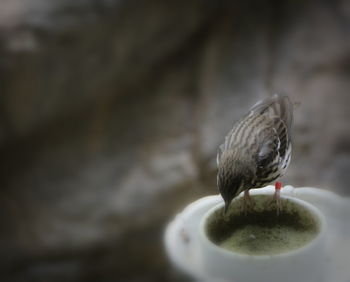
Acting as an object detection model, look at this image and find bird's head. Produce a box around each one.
[217,158,254,213]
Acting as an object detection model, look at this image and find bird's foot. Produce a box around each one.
[241,190,254,215]
[272,182,282,215]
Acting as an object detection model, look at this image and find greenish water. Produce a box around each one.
[219,224,317,255]
[206,195,320,255]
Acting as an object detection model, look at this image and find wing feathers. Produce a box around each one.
[217,94,293,165]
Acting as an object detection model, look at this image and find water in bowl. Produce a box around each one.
[206,195,320,255]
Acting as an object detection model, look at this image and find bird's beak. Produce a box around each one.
[224,202,229,214]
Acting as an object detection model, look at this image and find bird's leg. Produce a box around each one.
[242,190,254,214]
[273,182,282,215]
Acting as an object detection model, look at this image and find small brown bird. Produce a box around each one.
[217,94,293,214]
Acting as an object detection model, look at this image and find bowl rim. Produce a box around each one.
[199,192,327,259]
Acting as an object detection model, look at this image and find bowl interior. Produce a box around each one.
[205,195,321,255]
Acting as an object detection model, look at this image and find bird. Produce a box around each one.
[217,94,293,214]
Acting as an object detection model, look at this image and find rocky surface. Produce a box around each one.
[0,0,349,281]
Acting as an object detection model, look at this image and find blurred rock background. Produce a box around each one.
[0,0,349,281]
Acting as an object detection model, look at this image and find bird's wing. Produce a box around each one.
[255,124,280,168]
[270,117,289,159]
[217,94,293,165]
[252,94,292,160]
[250,94,293,142]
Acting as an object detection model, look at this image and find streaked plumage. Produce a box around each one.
[217,94,293,212]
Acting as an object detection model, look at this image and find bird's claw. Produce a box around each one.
[270,191,282,215]
[241,191,255,215]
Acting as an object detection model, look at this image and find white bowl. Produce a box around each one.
[198,195,328,282]
[164,186,350,281]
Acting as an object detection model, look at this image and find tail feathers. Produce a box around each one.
[249,94,293,140]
